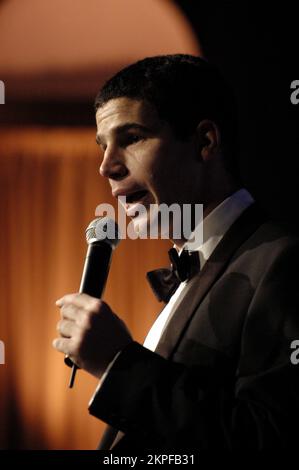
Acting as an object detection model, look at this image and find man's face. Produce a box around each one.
[96,97,202,237]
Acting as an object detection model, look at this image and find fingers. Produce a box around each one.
[53,318,80,359]
[56,293,101,312]
[53,293,133,378]
[52,337,74,356]
[53,293,102,360]
[59,303,80,321]
[56,319,79,338]
[56,293,101,322]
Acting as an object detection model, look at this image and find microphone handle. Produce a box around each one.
[65,241,113,388]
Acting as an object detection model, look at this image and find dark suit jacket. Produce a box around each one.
[89,204,299,449]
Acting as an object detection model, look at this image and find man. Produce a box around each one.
[53,55,299,449]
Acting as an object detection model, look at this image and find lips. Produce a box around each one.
[112,187,151,217]
[121,191,150,219]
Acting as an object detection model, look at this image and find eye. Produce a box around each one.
[96,140,106,153]
[129,134,142,143]
[121,134,144,147]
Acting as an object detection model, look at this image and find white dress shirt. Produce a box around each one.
[92,188,254,396]
[143,188,254,352]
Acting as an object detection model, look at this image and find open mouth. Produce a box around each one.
[126,189,149,204]
[123,190,150,218]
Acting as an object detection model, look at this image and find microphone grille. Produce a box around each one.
[85,217,121,248]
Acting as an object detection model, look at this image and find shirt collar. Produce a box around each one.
[179,188,254,268]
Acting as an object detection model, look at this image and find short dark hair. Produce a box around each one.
[95,54,240,180]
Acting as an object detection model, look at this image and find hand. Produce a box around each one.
[53,293,133,378]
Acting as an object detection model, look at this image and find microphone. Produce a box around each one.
[64,217,121,388]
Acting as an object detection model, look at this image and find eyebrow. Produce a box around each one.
[95,122,153,147]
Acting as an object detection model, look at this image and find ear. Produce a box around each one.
[195,119,221,162]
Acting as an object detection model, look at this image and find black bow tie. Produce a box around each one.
[146,248,201,303]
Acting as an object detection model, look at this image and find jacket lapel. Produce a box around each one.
[99,204,266,450]
[97,425,118,450]
[155,203,266,359]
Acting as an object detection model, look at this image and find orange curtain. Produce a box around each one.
[0,127,170,449]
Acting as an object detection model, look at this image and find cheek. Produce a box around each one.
[130,139,184,199]
[132,143,165,183]
[148,164,177,203]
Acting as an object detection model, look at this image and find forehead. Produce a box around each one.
[95,97,160,134]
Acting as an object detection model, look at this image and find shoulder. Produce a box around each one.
[238,217,299,258]
[228,217,299,283]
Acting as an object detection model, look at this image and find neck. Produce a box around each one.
[171,186,240,249]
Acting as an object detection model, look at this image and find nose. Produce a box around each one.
[99,145,128,180]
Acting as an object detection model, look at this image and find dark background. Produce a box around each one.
[2,1,298,229]
[176,1,299,229]
[0,0,299,451]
